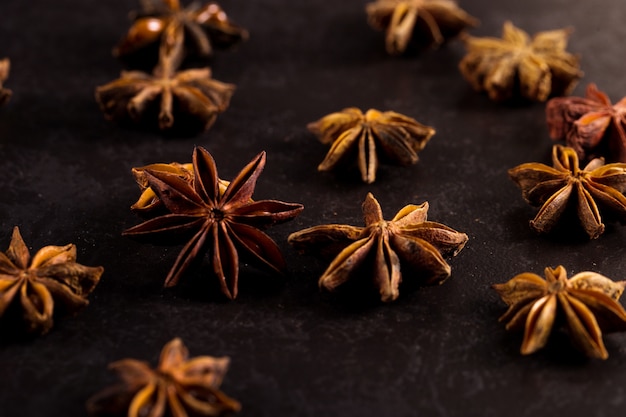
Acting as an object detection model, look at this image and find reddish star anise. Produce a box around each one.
[547,83,626,163]
[0,58,11,106]
[0,227,103,334]
[366,0,478,55]
[123,147,304,300]
[87,338,240,417]
[493,266,626,359]
[508,145,626,239]
[288,193,467,302]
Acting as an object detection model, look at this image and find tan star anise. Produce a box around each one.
[0,58,11,106]
[0,227,103,334]
[86,338,240,417]
[366,0,478,55]
[459,21,582,102]
[288,193,467,302]
[123,147,304,300]
[493,266,626,359]
[307,108,435,184]
[508,145,626,239]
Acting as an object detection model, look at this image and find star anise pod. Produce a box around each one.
[547,83,626,163]
[0,58,12,106]
[459,21,582,102]
[0,227,103,334]
[288,193,467,302]
[86,337,240,417]
[123,146,304,300]
[508,144,626,239]
[307,108,435,184]
[366,0,478,55]
[493,265,626,359]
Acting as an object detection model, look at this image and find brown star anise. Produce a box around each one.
[547,83,626,163]
[508,145,626,239]
[307,108,435,184]
[123,146,304,300]
[288,193,467,302]
[0,58,11,106]
[459,21,582,102]
[0,227,103,334]
[86,338,240,417]
[366,0,478,55]
[493,265,626,359]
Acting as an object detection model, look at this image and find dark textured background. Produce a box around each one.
[1,0,625,416]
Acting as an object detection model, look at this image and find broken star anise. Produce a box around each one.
[493,265,626,359]
[123,146,304,300]
[0,227,103,334]
[508,144,626,239]
[86,337,240,417]
[288,193,467,302]
[366,0,478,55]
[0,58,11,106]
[307,108,435,184]
[459,21,582,102]
[547,83,626,163]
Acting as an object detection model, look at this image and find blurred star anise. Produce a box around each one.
[547,83,626,163]
[0,227,103,334]
[366,0,478,55]
[123,146,304,300]
[308,108,435,184]
[459,21,582,102]
[288,193,467,302]
[0,58,11,106]
[493,265,626,359]
[508,145,626,239]
[86,338,240,417]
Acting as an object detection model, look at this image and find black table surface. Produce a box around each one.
[1,0,626,416]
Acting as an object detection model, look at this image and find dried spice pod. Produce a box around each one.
[366,0,478,55]
[123,146,304,300]
[87,338,240,417]
[308,108,435,183]
[0,227,103,334]
[508,145,626,239]
[547,83,626,163]
[0,58,12,106]
[493,265,626,359]
[289,193,467,302]
[459,21,582,102]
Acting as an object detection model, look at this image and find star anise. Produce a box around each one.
[459,21,582,102]
[288,193,467,302]
[0,58,11,106]
[86,338,240,417]
[366,0,478,55]
[493,265,626,359]
[508,144,626,239]
[547,83,626,163]
[307,108,435,184]
[0,227,103,334]
[123,146,304,300]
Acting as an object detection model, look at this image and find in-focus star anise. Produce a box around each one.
[86,338,240,417]
[366,0,478,55]
[493,265,626,359]
[547,83,626,163]
[0,58,11,106]
[307,108,435,184]
[508,145,626,239]
[0,227,103,334]
[459,21,582,102]
[123,146,304,300]
[288,193,467,302]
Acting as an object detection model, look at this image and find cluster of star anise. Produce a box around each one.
[96,0,247,133]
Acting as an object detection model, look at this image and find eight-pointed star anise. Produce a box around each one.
[0,227,103,334]
[123,146,304,300]
[0,58,11,106]
[547,83,626,163]
[307,108,435,184]
[493,265,626,359]
[288,193,467,302]
[366,0,478,55]
[508,145,626,239]
[459,21,582,102]
[86,338,240,417]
